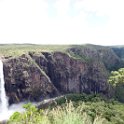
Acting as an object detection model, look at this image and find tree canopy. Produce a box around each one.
[108,68,124,102]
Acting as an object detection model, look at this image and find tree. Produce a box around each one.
[108,68,124,102]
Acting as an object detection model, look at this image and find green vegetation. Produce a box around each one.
[68,50,91,62]
[2,44,124,123]
[108,68,124,102]
[1,44,124,71]
[8,94,124,124]
[108,68,124,86]
[0,44,71,56]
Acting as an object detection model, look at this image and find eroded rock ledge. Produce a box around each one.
[3,51,109,104]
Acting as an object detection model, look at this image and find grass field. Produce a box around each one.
[0,44,71,56]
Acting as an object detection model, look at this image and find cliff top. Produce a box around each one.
[1,43,124,57]
[0,44,71,56]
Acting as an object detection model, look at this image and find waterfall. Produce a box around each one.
[0,59,25,121]
[0,59,8,113]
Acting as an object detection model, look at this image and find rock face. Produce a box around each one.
[68,45,123,71]
[3,45,124,104]
[3,54,59,104]
[30,52,109,94]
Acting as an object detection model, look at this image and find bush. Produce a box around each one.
[8,101,124,124]
[108,68,124,102]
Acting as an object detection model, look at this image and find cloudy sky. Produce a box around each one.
[0,0,124,45]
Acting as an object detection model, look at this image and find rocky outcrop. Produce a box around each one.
[31,51,109,94]
[3,54,59,104]
[68,45,124,71]
[3,49,110,104]
[30,52,88,93]
[112,47,124,60]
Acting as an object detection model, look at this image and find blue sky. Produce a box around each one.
[0,0,124,45]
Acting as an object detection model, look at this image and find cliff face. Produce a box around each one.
[3,52,108,104]
[3,45,124,104]
[3,54,59,104]
[68,45,123,71]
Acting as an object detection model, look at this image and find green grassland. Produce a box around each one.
[0,44,106,57]
[0,44,71,56]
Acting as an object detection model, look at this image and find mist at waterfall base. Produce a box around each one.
[0,60,25,121]
[0,102,25,121]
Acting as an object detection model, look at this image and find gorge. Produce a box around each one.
[1,44,124,121]
[2,44,124,104]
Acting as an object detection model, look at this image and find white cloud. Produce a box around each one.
[0,0,49,43]
[55,0,70,16]
[73,0,124,45]
[0,0,124,45]
[74,0,123,16]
